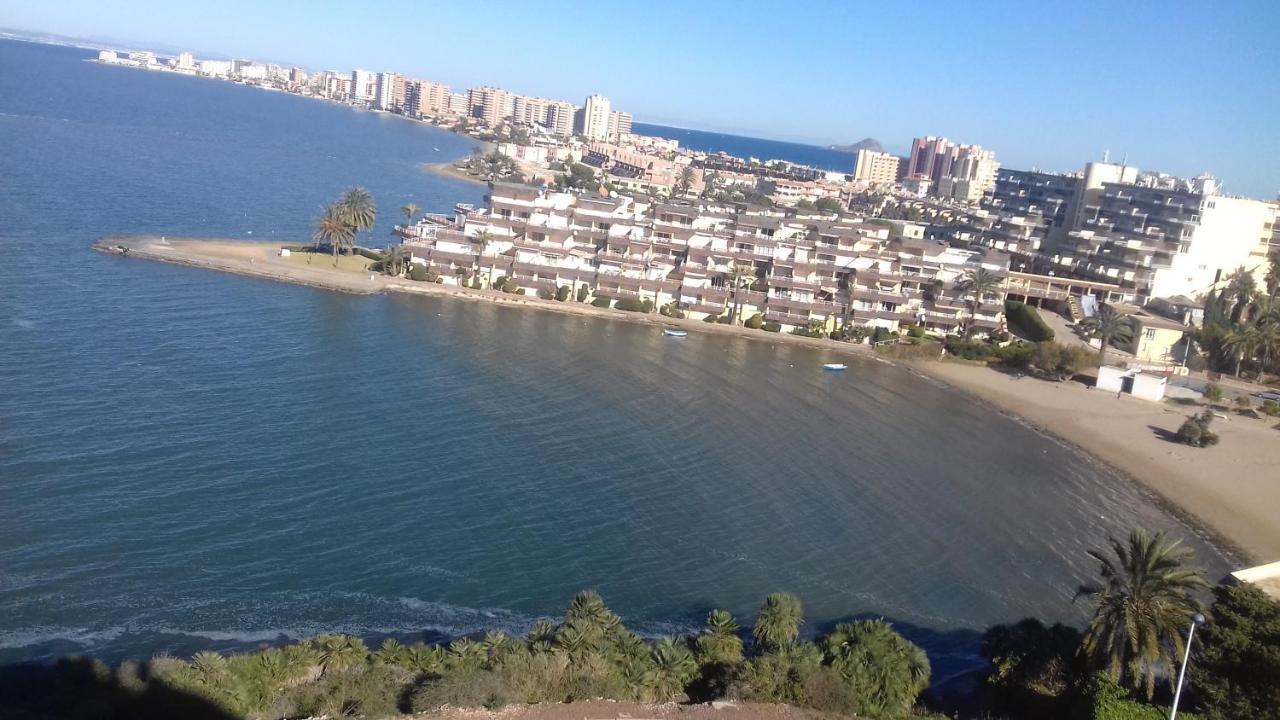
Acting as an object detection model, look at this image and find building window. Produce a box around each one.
[1145,328,1156,340]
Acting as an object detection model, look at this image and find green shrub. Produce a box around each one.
[614,298,650,312]
[1005,300,1055,341]
[1031,342,1095,380]
[410,669,511,712]
[409,265,428,281]
[744,313,764,329]
[763,321,782,332]
[717,315,732,324]
[870,326,895,344]
[1261,399,1280,417]
[576,285,590,302]
[1175,410,1219,447]
[907,324,927,338]
[703,312,722,323]
[995,342,1035,368]
[1202,383,1224,404]
[660,302,686,319]
[591,297,612,308]
[1233,395,1252,411]
[537,287,555,300]
[556,285,571,302]
[1081,672,1196,720]
[944,338,996,361]
[278,665,412,720]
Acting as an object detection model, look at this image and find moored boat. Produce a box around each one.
[822,363,847,371]
[663,329,688,338]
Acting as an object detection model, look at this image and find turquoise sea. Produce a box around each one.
[0,40,1229,686]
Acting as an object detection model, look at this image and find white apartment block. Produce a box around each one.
[580,95,611,140]
[374,72,397,111]
[607,110,633,140]
[350,69,375,101]
[393,184,1011,337]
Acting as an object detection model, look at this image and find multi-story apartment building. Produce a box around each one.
[583,143,680,195]
[393,183,1011,337]
[1053,182,1277,302]
[350,69,375,102]
[607,110,633,140]
[374,72,397,111]
[907,136,999,203]
[852,149,902,186]
[405,79,452,117]
[467,86,513,126]
[579,95,611,140]
[545,101,578,136]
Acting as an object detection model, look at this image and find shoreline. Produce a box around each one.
[95,236,1279,565]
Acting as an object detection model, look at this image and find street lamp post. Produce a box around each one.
[1169,612,1206,720]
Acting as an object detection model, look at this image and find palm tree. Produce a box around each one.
[752,592,803,653]
[1076,528,1207,699]
[1224,266,1257,324]
[1266,249,1280,300]
[1082,305,1135,369]
[1223,324,1260,378]
[316,634,369,676]
[312,203,356,261]
[674,166,695,197]
[471,229,495,288]
[956,267,1002,337]
[646,636,697,700]
[400,203,420,225]
[727,262,754,324]
[337,186,376,249]
[1254,316,1280,380]
[381,244,407,277]
[373,638,408,665]
[823,620,931,718]
[695,609,744,665]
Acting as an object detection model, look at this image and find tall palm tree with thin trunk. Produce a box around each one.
[312,203,356,261]
[956,267,1002,337]
[1082,305,1134,369]
[727,262,754,324]
[1223,324,1260,378]
[1076,528,1206,699]
[1255,315,1280,380]
[337,186,376,250]
[401,203,420,225]
[472,229,494,288]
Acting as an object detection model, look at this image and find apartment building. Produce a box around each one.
[906,136,999,203]
[374,72,397,111]
[607,110,633,140]
[583,143,680,195]
[394,183,1010,337]
[852,149,902,186]
[350,69,376,102]
[579,95,611,140]
[403,79,452,117]
[467,86,513,126]
[1049,179,1276,302]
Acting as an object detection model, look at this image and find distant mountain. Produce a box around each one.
[827,138,883,154]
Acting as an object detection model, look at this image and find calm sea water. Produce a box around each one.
[0,40,1228,684]
[633,122,858,174]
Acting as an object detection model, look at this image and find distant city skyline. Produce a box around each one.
[3,0,1278,198]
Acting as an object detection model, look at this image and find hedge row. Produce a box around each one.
[1005,300,1055,341]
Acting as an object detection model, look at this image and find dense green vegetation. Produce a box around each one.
[1004,300,1055,341]
[1195,259,1280,381]
[7,525,1268,720]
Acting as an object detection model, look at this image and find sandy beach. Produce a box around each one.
[97,236,1280,564]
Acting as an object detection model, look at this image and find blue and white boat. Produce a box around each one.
[663,329,688,338]
[822,363,848,371]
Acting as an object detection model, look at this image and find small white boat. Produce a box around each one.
[822,363,848,371]
[663,329,688,338]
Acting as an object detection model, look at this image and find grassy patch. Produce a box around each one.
[282,250,376,274]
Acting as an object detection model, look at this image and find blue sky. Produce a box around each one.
[5,0,1279,198]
